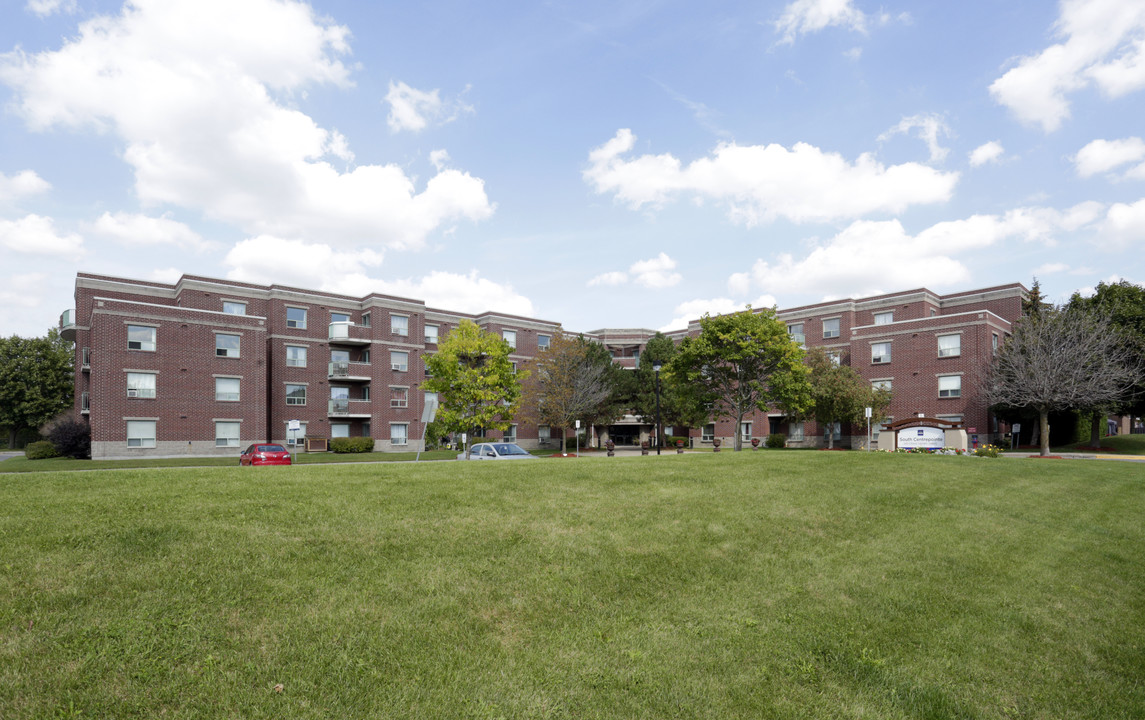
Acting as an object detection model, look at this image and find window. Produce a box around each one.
[215,377,240,402]
[126,420,156,448]
[822,318,840,338]
[391,387,409,408]
[128,325,156,351]
[331,311,351,324]
[330,386,349,400]
[741,422,752,443]
[331,349,350,365]
[215,421,240,448]
[331,423,350,438]
[872,342,891,364]
[361,312,371,328]
[938,334,961,357]
[538,425,551,440]
[362,386,371,401]
[823,422,841,442]
[392,315,409,337]
[286,307,307,329]
[223,301,246,315]
[286,345,307,367]
[215,333,240,358]
[874,311,893,325]
[872,379,892,392]
[503,330,517,349]
[992,333,999,355]
[126,372,156,399]
[505,424,517,442]
[425,324,438,344]
[286,384,307,405]
[788,323,804,346]
[633,349,640,369]
[788,422,805,442]
[390,423,409,446]
[827,350,841,366]
[702,424,715,442]
[939,375,961,398]
[538,334,551,351]
[391,351,408,372]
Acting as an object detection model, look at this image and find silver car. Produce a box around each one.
[464,442,537,460]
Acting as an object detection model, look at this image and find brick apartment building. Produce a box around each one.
[60,273,1024,458]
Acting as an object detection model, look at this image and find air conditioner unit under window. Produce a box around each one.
[127,388,139,397]
[392,364,405,371]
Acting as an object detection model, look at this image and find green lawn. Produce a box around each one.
[0,449,459,473]
[1060,433,1145,455]
[1,453,1142,718]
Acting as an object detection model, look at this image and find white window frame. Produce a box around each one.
[937,334,961,358]
[874,311,893,326]
[390,351,409,372]
[286,345,307,368]
[827,350,841,366]
[505,424,517,442]
[538,334,551,351]
[390,423,409,446]
[538,425,551,440]
[740,422,752,443]
[127,325,156,352]
[871,342,891,364]
[330,311,351,325]
[390,386,409,408]
[126,372,156,399]
[285,384,307,406]
[788,422,805,442]
[939,375,962,398]
[126,420,156,448]
[215,333,240,358]
[872,379,892,392]
[215,421,241,448]
[425,324,439,344]
[222,301,246,315]
[503,330,517,349]
[286,307,307,329]
[822,317,840,339]
[215,376,240,402]
[331,423,350,439]
[392,315,409,337]
[702,424,715,442]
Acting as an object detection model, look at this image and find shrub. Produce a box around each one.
[667,435,689,447]
[765,433,786,449]
[46,417,91,459]
[330,437,375,453]
[975,444,1001,458]
[25,441,60,460]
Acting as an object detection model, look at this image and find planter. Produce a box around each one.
[676,439,684,454]
[713,438,721,453]
[641,439,650,456]
[751,437,760,451]
[606,440,615,457]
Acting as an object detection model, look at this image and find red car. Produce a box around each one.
[239,443,292,466]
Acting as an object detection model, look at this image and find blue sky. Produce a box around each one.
[2,0,1144,338]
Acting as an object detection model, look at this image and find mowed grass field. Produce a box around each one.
[1,453,1142,719]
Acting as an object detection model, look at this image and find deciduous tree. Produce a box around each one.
[804,348,892,449]
[668,308,811,451]
[627,333,706,444]
[521,334,616,453]
[0,329,73,448]
[421,320,524,452]
[986,306,1142,457]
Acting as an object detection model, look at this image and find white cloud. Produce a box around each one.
[0,0,494,250]
[879,114,951,162]
[1104,197,1145,243]
[660,297,747,332]
[0,272,47,309]
[223,236,534,316]
[87,211,213,250]
[969,141,1005,167]
[148,267,184,283]
[587,253,682,289]
[584,129,959,225]
[429,149,451,171]
[26,0,76,17]
[1073,137,1145,177]
[775,0,867,44]
[990,0,1145,132]
[1033,262,1070,275]
[732,203,1103,299]
[0,214,83,256]
[385,80,474,134]
[0,169,51,205]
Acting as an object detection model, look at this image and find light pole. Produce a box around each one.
[653,362,662,455]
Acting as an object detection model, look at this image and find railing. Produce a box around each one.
[60,309,77,340]
[328,322,371,343]
[81,347,91,370]
[329,361,350,377]
[81,391,89,414]
[328,398,371,416]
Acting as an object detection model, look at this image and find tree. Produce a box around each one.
[668,308,811,451]
[986,306,1142,457]
[1068,280,1145,444]
[421,320,524,452]
[627,333,707,443]
[521,334,617,453]
[0,329,73,448]
[577,338,629,447]
[804,348,892,449]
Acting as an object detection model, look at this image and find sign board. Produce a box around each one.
[288,420,300,432]
[575,420,580,429]
[420,396,438,424]
[897,426,945,450]
[1012,423,1021,433]
[864,407,872,418]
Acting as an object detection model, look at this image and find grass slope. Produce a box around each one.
[1,453,1142,719]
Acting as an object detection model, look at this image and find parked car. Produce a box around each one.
[462,442,537,460]
[240,443,292,466]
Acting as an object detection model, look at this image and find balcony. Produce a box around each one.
[328,361,371,381]
[81,347,91,372]
[60,309,77,342]
[328,322,371,346]
[328,398,373,418]
[81,391,89,415]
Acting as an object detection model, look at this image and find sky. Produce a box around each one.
[2,0,1144,339]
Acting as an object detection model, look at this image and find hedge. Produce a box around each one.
[330,437,375,453]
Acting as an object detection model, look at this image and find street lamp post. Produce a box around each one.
[653,362,662,456]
